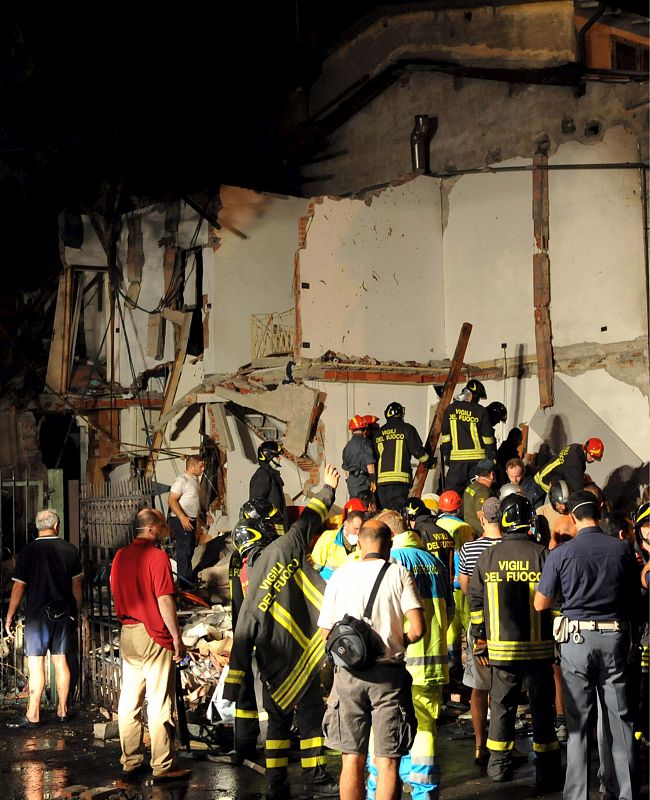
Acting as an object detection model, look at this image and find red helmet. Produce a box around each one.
[349,415,368,431]
[343,497,368,519]
[438,490,462,513]
[583,437,604,460]
[363,415,379,426]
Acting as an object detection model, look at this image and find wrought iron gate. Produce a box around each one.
[80,478,153,712]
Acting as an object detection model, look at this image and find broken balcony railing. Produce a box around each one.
[250,309,295,360]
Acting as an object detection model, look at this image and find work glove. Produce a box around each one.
[473,638,489,667]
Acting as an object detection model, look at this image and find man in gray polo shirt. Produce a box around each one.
[318,519,425,800]
[535,490,640,800]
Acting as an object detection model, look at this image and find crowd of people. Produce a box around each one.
[4,379,648,800]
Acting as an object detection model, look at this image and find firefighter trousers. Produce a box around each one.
[487,662,560,782]
[446,588,470,668]
[234,658,267,761]
[263,675,328,791]
[444,461,480,496]
[376,483,410,512]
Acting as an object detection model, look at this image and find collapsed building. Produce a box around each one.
[0,0,648,712]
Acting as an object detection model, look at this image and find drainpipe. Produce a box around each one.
[578,1,605,67]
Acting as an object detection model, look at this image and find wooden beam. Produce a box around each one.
[45,269,75,394]
[533,142,554,408]
[146,311,193,476]
[411,322,473,497]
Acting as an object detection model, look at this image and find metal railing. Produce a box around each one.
[250,309,295,359]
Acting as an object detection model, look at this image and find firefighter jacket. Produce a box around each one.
[223,487,333,711]
[468,532,554,666]
[533,443,587,494]
[414,513,455,579]
[249,462,287,529]
[375,419,428,486]
[311,526,356,581]
[390,531,454,685]
[440,400,496,465]
[436,513,474,589]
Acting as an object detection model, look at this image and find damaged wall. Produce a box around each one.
[299,177,445,362]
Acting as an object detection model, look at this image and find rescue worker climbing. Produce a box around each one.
[440,379,496,496]
[249,441,287,531]
[402,496,454,580]
[533,437,604,495]
[468,494,561,790]
[367,510,454,800]
[435,490,474,682]
[374,402,430,511]
[223,465,341,800]
[341,414,376,500]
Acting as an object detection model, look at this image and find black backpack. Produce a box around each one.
[325,561,390,671]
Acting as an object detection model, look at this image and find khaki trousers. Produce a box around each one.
[118,623,176,775]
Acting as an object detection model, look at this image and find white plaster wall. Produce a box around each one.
[63,216,107,268]
[443,158,535,363]
[205,187,310,376]
[299,177,445,363]
[548,127,647,346]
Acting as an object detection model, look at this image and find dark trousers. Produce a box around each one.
[487,662,559,781]
[263,676,327,791]
[376,483,410,512]
[445,460,480,496]
[168,515,196,587]
[234,660,264,761]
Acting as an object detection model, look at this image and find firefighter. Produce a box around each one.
[228,510,279,763]
[468,494,561,790]
[440,379,496,496]
[341,415,376,500]
[249,441,287,531]
[435,490,474,681]
[374,401,430,511]
[402,496,454,580]
[367,509,454,800]
[223,465,341,799]
[533,437,604,495]
[486,401,508,431]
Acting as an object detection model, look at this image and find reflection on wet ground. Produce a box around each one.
[1,707,648,799]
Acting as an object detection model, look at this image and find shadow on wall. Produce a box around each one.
[604,462,649,514]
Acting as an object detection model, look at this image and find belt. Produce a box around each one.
[572,620,628,632]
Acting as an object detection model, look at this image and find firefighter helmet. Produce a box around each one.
[232,518,277,557]
[422,493,439,514]
[634,502,650,556]
[464,379,487,401]
[385,402,405,420]
[549,480,570,510]
[343,497,368,519]
[363,415,380,426]
[240,498,280,526]
[402,497,429,523]
[583,437,604,460]
[349,415,368,431]
[438,490,462,514]
[499,482,523,501]
[257,440,283,463]
[487,401,507,427]
[499,494,534,534]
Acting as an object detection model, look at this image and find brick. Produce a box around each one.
[53,787,88,799]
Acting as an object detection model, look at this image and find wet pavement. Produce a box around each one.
[1,704,647,800]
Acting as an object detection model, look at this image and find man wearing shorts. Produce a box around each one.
[4,509,82,725]
[318,519,425,800]
[458,496,502,764]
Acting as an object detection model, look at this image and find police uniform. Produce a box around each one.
[469,532,559,784]
[341,434,375,499]
[440,400,495,495]
[374,419,428,511]
[249,462,287,531]
[533,443,587,494]
[367,531,454,800]
[462,480,496,535]
[223,487,334,796]
[537,525,640,800]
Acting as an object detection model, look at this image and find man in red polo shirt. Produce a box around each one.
[111,507,190,782]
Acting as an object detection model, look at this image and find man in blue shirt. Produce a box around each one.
[534,491,640,800]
